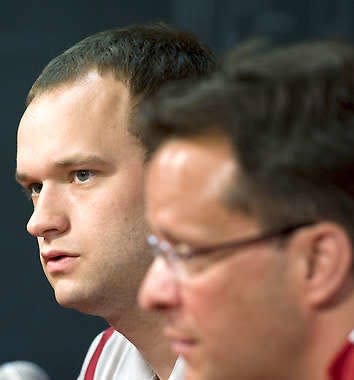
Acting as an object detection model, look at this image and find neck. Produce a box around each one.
[296,299,354,380]
[107,305,176,380]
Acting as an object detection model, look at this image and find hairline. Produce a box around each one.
[26,68,148,158]
[26,64,132,108]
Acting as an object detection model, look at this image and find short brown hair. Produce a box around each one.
[26,22,216,107]
[138,40,354,242]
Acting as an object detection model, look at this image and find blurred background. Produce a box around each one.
[2,0,354,378]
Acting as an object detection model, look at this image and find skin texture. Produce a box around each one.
[17,71,179,380]
[139,132,314,380]
[16,71,151,324]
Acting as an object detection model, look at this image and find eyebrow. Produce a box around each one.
[156,228,191,246]
[54,154,108,168]
[15,154,108,184]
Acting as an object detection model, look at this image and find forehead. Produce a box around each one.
[19,70,131,134]
[150,132,235,188]
[16,71,142,175]
[146,132,241,238]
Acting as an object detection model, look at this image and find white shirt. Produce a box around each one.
[78,329,184,380]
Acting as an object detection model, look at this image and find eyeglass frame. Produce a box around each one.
[147,221,316,264]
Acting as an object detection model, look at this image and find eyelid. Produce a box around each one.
[21,183,42,201]
[158,238,194,258]
[174,243,193,258]
[72,169,96,183]
[151,230,201,258]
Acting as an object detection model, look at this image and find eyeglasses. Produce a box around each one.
[147,221,315,276]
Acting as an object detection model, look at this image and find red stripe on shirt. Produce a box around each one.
[84,327,115,380]
[328,339,354,380]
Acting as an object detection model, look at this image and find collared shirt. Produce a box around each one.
[328,330,354,380]
[78,328,184,380]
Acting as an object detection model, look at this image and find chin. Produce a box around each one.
[56,286,109,318]
[53,281,86,310]
[184,366,203,380]
[55,294,96,315]
[55,290,81,309]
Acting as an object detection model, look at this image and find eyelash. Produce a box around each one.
[22,186,38,200]
[72,169,94,183]
[22,170,96,200]
[23,183,42,199]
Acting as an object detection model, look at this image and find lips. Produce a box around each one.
[41,251,79,274]
[164,326,198,357]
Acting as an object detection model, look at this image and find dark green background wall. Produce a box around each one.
[2,1,353,378]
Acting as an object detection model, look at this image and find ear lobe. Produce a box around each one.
[301,222,352,308]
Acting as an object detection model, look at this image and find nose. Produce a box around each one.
[138,257,181,312]
[26,186,69,240]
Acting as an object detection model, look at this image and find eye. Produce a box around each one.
[28,183,42,196]
[21,183,42,201]
[73,170,94,184]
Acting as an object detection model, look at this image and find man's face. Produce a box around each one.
[139,132,306,380]
[16,71,150,318]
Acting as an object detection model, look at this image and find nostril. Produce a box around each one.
[153,302,173,311]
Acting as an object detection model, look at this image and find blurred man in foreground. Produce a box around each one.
[16,23,215,379]
[138,40,354,380]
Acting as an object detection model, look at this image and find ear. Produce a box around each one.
[292,222,353,308]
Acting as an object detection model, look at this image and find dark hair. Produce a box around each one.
[138,40,354,240]
[26,22,216,109]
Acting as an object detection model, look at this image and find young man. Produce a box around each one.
[138,41,354,380]
[15,23,215,379]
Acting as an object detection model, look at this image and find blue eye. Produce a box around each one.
[73,170,93,183]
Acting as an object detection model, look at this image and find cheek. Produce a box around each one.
[79,178,145,227]
[183,253,283,336]
[109,174,144,213]
[183,271,237,338]
[100,192,143,222]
